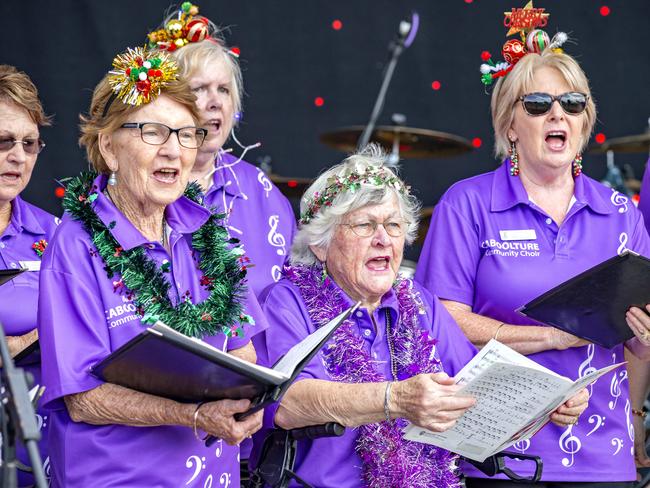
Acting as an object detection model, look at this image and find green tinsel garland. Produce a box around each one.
[63,171,253,338]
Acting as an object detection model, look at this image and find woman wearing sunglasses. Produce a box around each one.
[0,64,58,485]
[416,38,650,487]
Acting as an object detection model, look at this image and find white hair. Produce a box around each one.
[291,145,420,265]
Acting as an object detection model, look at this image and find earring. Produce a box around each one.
[108,171,117,186]
[572,154,583,177]
[320,262,328,285]
[509,140,519,176]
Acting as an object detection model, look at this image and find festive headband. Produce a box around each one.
[479,1,568,86]
[106,46,178,109]
[299,166,411,225]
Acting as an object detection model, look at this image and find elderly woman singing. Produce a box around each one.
[37,47,265,487]
[251,147,587,488]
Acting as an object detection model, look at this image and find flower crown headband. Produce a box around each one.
[147,2,239,58]
[299,166,410,225]
[479,1,568,86]
[102,46,178,117]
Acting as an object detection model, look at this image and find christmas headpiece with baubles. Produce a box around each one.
[479,1,568,86]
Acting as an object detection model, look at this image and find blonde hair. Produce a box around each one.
[0,65,51,126]
[79,75,201,173]
[491,50,597,159]
[171,40,243,118]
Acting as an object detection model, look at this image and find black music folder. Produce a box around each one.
[91,303,359,416]
[518,251,650,349]
[13,339,40,366]
[0,268,26,287]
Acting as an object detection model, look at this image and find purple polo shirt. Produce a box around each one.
[639,158,650,234]
[250,277,476,488]
[38,174,266,487]
[415,161,650,482]
[202,152,296,297]
[0,196,58,486]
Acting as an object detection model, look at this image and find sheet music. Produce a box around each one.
[403,340,625,461]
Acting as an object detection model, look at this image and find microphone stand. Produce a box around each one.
[357,12,419,150]
[0,322,47,488]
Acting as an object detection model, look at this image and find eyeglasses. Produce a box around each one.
[340,220,410,238]
[0,137,46,155]
[120,122,207,149]
[519,92,589,116]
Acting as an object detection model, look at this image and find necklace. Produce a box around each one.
[65,171,254,338]
[285,264,459,488]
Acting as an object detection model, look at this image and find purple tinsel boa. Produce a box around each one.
[284,264,460,488]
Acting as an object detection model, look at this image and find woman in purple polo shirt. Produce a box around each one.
[251,146,587,488]
[37,47,265,487]
[149,4,296,298]
[416,34,650,488]
[0,64,58,486]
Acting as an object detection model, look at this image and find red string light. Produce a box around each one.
[332,19,343,30]
[599,6,610,16]
[472,137,482,148]
[287,180,298,188]
[314,97,325,107]
[465,0,474,3]
[595,133,606,144]
[54,187,65,198]
[431,80,441,90]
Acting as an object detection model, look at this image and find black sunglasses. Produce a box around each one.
[0,137,46,155]
[519,92,589,116]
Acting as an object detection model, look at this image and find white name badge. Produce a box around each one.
[19,260,41,271]
[499,229,537,241]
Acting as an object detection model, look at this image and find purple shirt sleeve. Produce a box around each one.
[415,199,481,305]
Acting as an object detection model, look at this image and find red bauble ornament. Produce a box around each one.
[502,39,526,65]
[186,17,209,43]
[136,79,151,93]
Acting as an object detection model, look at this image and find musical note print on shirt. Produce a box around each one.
[577,344,597,397]
[617,232,629,256]
[586,414,606,437]
[267,215,287,256]
[611,438,624,455]
[608,369,628,410]
[271,264,282,283]
[559,425,582,467]
[257,170,273,197]
[610,189,629,214]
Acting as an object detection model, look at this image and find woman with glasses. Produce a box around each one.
[250,145,588,488]
[0,64,58,486]
[151,5,296,298]
[36,47,265,487]
[416,40,650,487]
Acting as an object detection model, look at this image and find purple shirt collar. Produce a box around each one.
[8,196,48,236]
[491,160,613,215]
[92,174,212,251]
[328,275,400,320]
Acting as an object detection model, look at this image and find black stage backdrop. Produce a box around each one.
[2,0,649,259]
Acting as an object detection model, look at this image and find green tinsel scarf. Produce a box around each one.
[63,171,253,338]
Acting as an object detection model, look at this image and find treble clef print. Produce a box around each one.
[617,232,629,256]
[271,265,282,282]
[577,344,597,397]
[559,425,582,467]
[586,414,606,437]
[624,400,635,443]
[610,189,629,213]
[609,370,628,410]
[213,438,223,458]
[257,170,273,197]
[219,472,231,487]
[204,474,214,488]
[267,215,287,256]
[513,439,531,454]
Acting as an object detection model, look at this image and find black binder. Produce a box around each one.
[0,268,26,286]
[518,251,650,349]
[91,303,359,416]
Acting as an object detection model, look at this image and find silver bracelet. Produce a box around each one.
[384,382,393,422]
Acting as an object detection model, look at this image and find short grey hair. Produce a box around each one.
[291,145,420,265]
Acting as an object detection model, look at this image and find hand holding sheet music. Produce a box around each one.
[403,340,624,461]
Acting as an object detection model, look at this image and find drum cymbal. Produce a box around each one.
[589,133,650,154]
[320,126,474,158]
[269,174,313,198]
[416,206,435,246]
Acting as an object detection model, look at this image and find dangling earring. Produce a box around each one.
[572,154,583,177]
[509,140,519,176]
[320,262,328,285]
[108,171,117,186]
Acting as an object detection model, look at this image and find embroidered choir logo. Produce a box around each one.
[481,238,541,258]
[104,295,140,329]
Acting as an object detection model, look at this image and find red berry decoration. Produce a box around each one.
[502,39,526,65]
[481,51,492,61]
[136,79,151,93]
